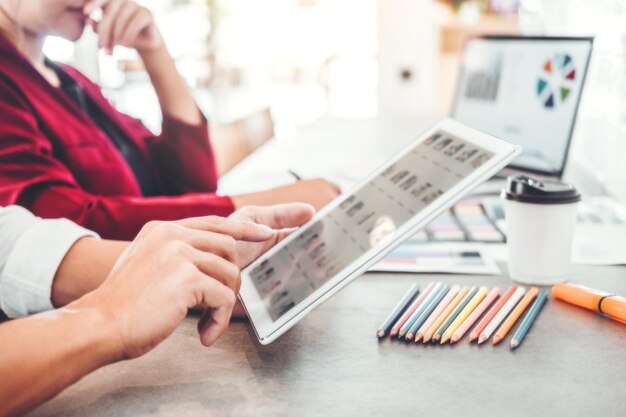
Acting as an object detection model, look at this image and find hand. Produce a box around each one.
[231,179,340,212]
[229,203,316,268]
[84,0,163,53]
[228,204,315,318]
[79,216,274,359]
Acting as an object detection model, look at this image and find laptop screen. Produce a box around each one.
[451,36,593,177]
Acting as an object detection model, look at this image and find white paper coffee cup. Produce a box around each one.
[502,175,581,285]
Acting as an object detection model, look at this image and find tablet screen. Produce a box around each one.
[249,131,494,320]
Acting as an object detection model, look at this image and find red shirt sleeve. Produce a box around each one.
[139,112,221,194]
[0,78,235,241]
[62,66,222,195]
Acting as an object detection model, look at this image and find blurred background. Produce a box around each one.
[43,0,625,203]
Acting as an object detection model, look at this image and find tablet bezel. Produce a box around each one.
[239,118,521,344]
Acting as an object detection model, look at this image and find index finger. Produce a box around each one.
[231,203,315,230]
[175,216,275,242]
[83,0,109,16]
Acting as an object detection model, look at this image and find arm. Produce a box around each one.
[0,206,99,318]
[81,1,217,197]
[51,238,128,307]
[0,81,234,240]
[86,0,202,125]
[0,215,275,417]
[230,179,342,211]
[0,301,123,417]
[140,45,203,126]
[83,1,342,209]
[52,203,316,313]
[52,203,315,316]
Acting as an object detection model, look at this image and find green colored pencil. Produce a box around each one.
[431,286,478,343]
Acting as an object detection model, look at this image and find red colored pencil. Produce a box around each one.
[468,286,516,343]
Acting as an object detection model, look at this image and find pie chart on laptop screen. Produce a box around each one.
[536,53,577,109]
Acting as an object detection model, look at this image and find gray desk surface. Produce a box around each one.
[29,117,626,416]
[30,263,626,417]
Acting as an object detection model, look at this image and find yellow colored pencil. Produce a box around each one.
[422,286,469,344]
[414,285,460,343]
[451,287,500,344]
[493,287,539,345]
[440,286,489,344]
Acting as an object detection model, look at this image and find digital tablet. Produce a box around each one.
[239,118,521,344]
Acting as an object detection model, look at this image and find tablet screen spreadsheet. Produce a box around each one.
[249,131,496,321]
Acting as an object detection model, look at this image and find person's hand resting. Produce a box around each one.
[231,179,340,211]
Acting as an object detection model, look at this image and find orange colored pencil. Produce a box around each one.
[414,285,461,343]
[493,287,539,345]
[450,287,500,345]
[468,286,516,343]
[422,286,469,344]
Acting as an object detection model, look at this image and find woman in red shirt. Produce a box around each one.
[0,0,339,240]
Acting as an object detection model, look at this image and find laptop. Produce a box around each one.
[406,36,613,245]
[451,35,593,183]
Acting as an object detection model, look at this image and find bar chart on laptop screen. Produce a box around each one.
[463,52,502,102]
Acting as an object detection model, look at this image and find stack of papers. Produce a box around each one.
[371,242,501,275]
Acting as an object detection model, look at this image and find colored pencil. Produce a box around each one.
[511,290,549,349]
[493,287,539,345]
[441,286,489,344]
[390,281,435,338]
[469,286,516,343]
[450,287,500,345]
[406,284,450,341]
[400,282,444,338]
[425,286,469,344]
[478,286,526,344]
[416,285,461,343]
[376,283,421,339]
[432,286,478,343]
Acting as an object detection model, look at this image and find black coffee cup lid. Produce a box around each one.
[502,175,581,204]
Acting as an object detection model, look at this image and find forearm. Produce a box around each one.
[51,238,129,307]
[0,295,123,417]
[140,44,203,125]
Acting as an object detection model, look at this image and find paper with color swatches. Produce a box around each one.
[376,282,549,349]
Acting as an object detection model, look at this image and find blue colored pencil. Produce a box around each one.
[376,283,421,339]
[510,289,549,350]
[399,282,445,338]
[406,285,450,340]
